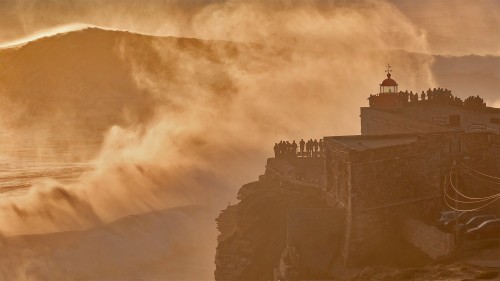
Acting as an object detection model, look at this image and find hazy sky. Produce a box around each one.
[389,0,500,55]
[0,0,499,56]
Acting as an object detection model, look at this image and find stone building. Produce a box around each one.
[322,68,500,265]
[323,132,499,264]
[215,66,500,280]
[324,134,443,263]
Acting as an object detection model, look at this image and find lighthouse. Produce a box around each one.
[368,64,404,110]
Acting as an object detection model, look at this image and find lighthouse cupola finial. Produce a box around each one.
[385,63,392,79]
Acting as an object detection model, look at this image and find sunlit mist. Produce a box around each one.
[0,0,496,280]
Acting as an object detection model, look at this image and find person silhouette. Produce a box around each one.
[313,139,319,157]
[279,141,285,157]
[292,141,298,157]
[274,143,279,158]
[308,139,313,157]
[299,139,305,157]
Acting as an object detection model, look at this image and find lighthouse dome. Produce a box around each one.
[380,73,398,87]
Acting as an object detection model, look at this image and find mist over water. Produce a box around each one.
[0,131,96,198]
[0,0,459,279]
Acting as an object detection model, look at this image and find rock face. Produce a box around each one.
[214,172,329,281]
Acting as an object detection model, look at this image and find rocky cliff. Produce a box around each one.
[214,165,328,280]
[214,157,500,281]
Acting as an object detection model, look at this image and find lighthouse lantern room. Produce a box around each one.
[380,64,398,94]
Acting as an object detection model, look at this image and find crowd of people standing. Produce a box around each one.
[369,87,487,110]
[274,139,324,158]
[406,87,463,106]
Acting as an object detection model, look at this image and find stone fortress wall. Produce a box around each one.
[323,131,499,265]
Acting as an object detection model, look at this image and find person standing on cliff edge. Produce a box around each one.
[292,140,298,157]
[307,139,313,157]
[299,139,305,157]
